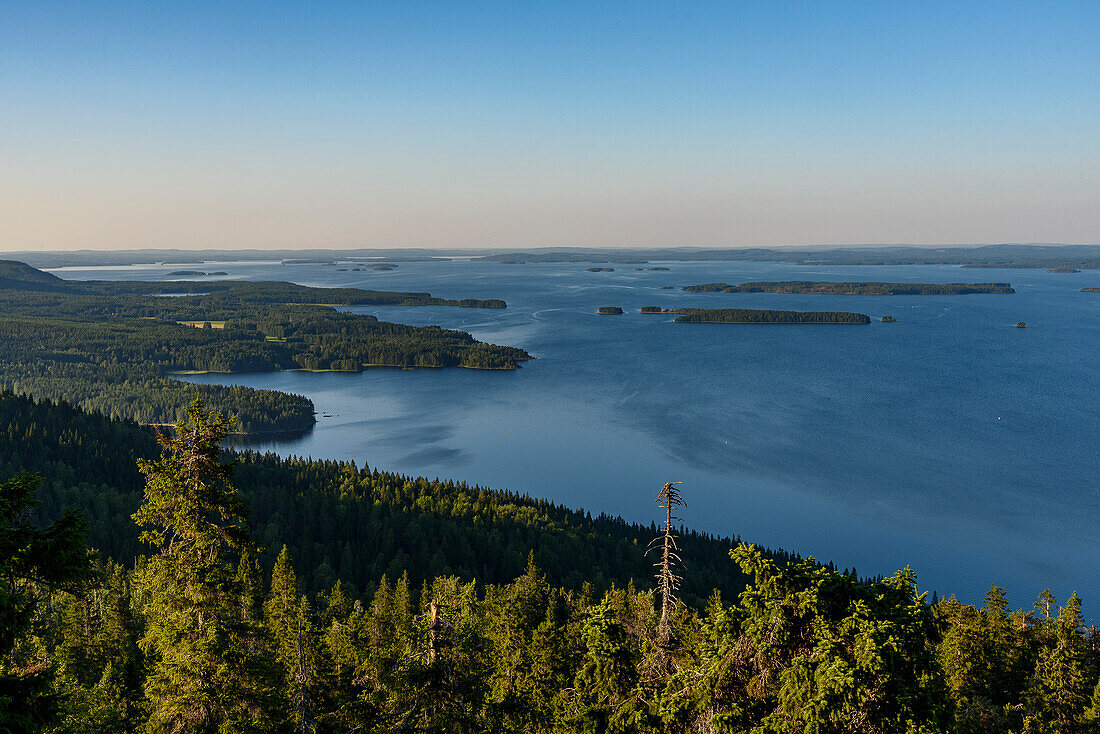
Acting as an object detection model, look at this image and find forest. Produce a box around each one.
[0,262,529,432]
[3,395,1099,733]
[681,281,1015,295]
[673,308,872,325]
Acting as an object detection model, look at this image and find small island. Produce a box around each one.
[598,306,624,315]
[635,266,671,271]
[881,315,897,322]
[682,281,1015,295]
[167,270,229,277]
[640,306,663,313]
[673,308,871,324]
[586,267,615,272]
[1048,267,1080,273]
[659,285,674,289]
[1016,321,1028,328]
[1082,288,1100,292]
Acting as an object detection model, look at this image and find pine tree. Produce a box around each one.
[132,399,270,733]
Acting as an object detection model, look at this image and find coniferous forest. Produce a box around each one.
[3,393,1099,733]
[0,262,530,432]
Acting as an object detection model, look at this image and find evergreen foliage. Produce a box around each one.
[132,400,271,732]
[2,393,1100,732]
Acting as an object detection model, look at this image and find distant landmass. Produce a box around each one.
[475,244,1100,270]
[585,267,615,272]
[682,281,1015,295]
[673,308,871,324]
[0,260,529,433]
[9,243,1100,270]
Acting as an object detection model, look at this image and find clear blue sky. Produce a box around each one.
[2,1,1097,250]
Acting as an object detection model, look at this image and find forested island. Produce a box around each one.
[0,261,529,432]
[683,280,1015,295]
[585,267,615,272]
[673,308,872,324]
[598,306,624,314]
[3,393,1099,734]
[640,306,663,313]
[1083,287,1100,292]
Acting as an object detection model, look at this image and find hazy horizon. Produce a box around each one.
[4,242,1099,257]
[3,1,1097,251]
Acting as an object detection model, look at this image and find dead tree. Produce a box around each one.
[294,619,316,734]
[646,482,685,649]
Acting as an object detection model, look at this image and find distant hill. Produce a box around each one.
[0,260,69,291]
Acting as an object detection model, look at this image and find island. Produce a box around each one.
[1016,321,1028,328]
[640,306,663,313]
[1082,288,1100,292]
[168,270,208,276]
[672,308,871,324]
[1048,267,1080,273]
[881,315,897,322]
[0,260,530,434]
[598,306,624,315]
[682,281,1015,295]
[586,267,615,272]
[659,285,674,289]
[635,266,671,271]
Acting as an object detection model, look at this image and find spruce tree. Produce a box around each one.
[1028,592,1090,732]
[132,399,270,733]
[0,472,94,733]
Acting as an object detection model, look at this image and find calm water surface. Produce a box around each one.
[56,259,1100,610]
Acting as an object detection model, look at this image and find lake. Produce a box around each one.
[55,258,1100,611]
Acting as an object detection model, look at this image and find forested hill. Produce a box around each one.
[0,261,530,432]
[0,259,508,307]
[6,394,1100,732]
[1,391,792,605]
[0,259,69,290]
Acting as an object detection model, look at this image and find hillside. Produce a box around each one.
[3,390,1096,733]
[0,259,68,290]
[2,391,783,604]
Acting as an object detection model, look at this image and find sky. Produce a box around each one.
[1,1,1098,251]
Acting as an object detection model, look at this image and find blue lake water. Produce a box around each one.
[55,259,1100,610]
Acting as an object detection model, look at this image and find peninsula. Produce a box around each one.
[673,308,871,324]
[0,260,530,433]
[682,281,1014,295]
